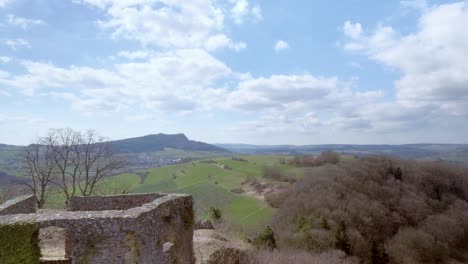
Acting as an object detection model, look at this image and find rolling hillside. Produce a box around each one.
[47,155,303,234]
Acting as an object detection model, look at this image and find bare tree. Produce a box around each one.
[0,184,29,205]
[47,128,81,203]
[22,128,125,207]
[0,187,10,204]
[77,130,125,196]
[22,140,55,208]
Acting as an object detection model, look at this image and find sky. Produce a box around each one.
[0,0,467,145]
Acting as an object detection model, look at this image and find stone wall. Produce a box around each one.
[0,193,194,264]
[133,194,194,263]
[67,193,164,211]
[0,195,36,216]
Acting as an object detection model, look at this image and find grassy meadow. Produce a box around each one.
[40,152,351,235]
[44,155,313,233]
[114,155,295,233]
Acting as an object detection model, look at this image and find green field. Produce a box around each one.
[96,155,307,233]
[38,154,320,233]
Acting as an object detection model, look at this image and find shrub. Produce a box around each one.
[252,226,277,250]
[230,188,245,194]
[242,249,358,264]
[288,151,340,167]
[288,155,316,167]
[367,241,389,264]
[263,167,284,181]
[264,190,289,208]
[315,151,340,165]
[301,229,334,253]
[209,207,222,223]
[232,157,248,162]
[263,167,296,182]
[333,220,350,255]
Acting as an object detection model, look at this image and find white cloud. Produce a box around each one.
[226,74,382,115]
[7,14,45,29]
[251,4,262,21]
[0,0,11,8]
[1,48,389,133]
[1,38,30,50]
[0,49,231,114]
[227,114,296,134]
[0,70,10,79]
[88,0,468,139]
[230,0,262,24]
[343,1,468,118]
[75,0,252,51]
[117,50,150,60]
[274,40,289,52]
[204,34,247,52]
[0,56,11,63]
[343,21,363,39]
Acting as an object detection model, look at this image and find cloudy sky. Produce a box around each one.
[0,0,467,145]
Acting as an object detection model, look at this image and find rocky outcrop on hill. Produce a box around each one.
[193,229,252,264]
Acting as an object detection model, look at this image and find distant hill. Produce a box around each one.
[0,144,23,151]
[109,133,229,154]
[215,143,468,163]
[0,134,228,177]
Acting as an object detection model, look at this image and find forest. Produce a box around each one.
[264,155,467,263]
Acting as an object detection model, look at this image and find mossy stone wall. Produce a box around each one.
[0,222,40,264]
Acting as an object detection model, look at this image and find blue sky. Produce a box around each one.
[0,0,467,145]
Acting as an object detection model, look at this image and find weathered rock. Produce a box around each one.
[195,219,214,230]
[193,229,253,264]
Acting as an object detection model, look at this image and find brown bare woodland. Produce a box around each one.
[272,156,468,264]
[288,150,340,167]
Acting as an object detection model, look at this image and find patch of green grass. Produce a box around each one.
[43,190,67,209]
[173,182,236,215]
[243,206,275,225]
[223,196,275,232]
[98,173,141,193]
[224,196,266,221]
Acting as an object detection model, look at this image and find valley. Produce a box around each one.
[1,133,467,263]
[47,155,308,234]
